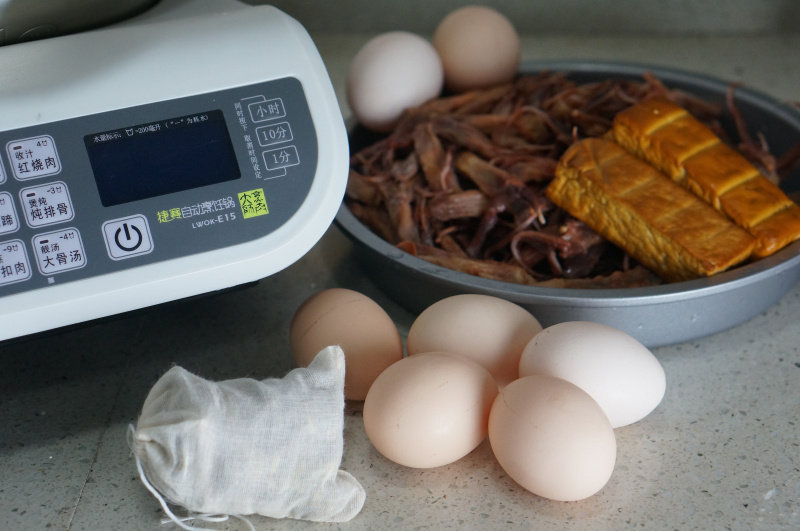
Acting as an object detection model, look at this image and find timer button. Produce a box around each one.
[102,214,153,260]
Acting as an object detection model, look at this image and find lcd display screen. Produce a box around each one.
[85,109,241,207]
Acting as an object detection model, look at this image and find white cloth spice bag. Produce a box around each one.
[130,345,365,528]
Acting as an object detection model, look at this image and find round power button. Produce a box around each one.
[102,214,153,260]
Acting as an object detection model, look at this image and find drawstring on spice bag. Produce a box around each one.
[128,426,255,531]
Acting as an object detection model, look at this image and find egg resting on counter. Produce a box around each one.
[432,5,521,93]
[489,374,617,502]
[363,351,498,468]
[290,288,403,401]
[346,31,444,132]
[406,294,542,386]
[518,321,667,428]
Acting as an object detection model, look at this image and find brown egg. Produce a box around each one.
[406,294,542,387]
[363,351,498,468]
[290,288,403,400]
[432,6,520,93]
[488,374,617,501]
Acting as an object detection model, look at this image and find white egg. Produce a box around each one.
[346,31,443,132]
[518,321,666,428]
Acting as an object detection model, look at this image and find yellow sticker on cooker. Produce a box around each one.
[238,188,269,219]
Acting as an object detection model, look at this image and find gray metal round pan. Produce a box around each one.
[336,60,800,347]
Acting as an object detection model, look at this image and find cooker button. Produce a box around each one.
[0,191,20,235]
[0,239,32,286]
[102,214,153,260]
[6,135,61,181]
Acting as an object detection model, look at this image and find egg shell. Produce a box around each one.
[433,5,520,93]
[488,374,617,501]
[363,351,498,469]
[518,321,666,428]
[347,31,444,132]
[290,288,403,401]
[407,294,542,386]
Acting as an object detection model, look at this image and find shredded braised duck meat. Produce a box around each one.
[346,72,800,288]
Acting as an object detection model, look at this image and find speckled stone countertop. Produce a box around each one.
[2,22,800,531]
